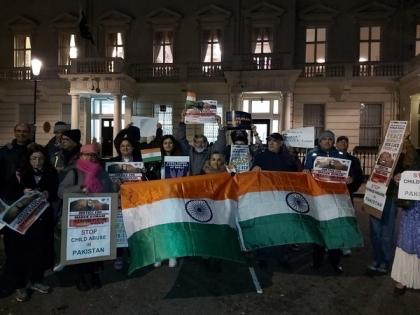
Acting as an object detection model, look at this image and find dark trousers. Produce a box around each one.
[313,244,341,268]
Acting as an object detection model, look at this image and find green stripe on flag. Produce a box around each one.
[240,213,363,250]
[127,222,245,274]
[142,155,162,163]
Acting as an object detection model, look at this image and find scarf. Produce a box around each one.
[76,159,103,193]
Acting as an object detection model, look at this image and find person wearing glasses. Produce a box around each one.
[58,144,114,291]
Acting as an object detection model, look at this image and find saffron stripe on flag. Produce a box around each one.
[141,148,162,163]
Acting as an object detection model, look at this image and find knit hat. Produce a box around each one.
[54,121,70,133]
[62,129,81,144]
[80,144,98,155]
[318,130,335,143]
[266,133,284,141]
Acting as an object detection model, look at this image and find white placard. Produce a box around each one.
[312,156,351,183]
[131,116,158,137]
[398,171,420,200]
[282,127,315,148]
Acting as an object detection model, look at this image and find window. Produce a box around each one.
[154,104,173,135]
[303,104,325,138]
[359,26,381,62]
[416,24,420,56]
[153,31,173,64]
[252,27,272,70]
[251,100,270,113]
[204,104,223,143]
[202,30,222,63]
[359,103,382,146]
[14,34,31,67]
[58,33,77,66]
[106,32,124,59]
[305,27,326,63]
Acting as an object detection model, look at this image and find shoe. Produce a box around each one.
[91,273,102,289]
[342,249,352,256]
[30,282,51,294]
[168,258,177,268]
[154,261,162,268]
[15,288,29,302]
[394,284,406,296]
[75,276,90,292]
[376,264,389,275]
[113,257,124,270]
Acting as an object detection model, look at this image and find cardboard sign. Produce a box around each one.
[185,100,217,124]
[283,127,315,149]
[225,111,252,130]
[364,121,407,218]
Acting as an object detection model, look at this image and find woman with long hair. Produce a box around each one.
[4,144,58,302]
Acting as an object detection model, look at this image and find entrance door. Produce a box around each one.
[101,118,113,157]
[252,119,271,144]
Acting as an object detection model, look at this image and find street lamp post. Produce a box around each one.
[31,58,42,142]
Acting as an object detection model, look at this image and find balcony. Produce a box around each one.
[301,62,404,78]
[130,63,180,81]
[69,57,125,74]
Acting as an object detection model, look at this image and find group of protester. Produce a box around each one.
[0,111,419,302]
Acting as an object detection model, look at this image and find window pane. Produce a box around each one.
[316,43,325,63]
[371,26,381,40]
[69,34,78,59]
[262,41,272,53]
[306,28,315,42]
[273,100,279,114]
[303,104,324,138]
[254,42,262,54]
[306,43,315,63]
[360,27,369,40]
[370,42,380,61]
[272,120,279,132]
[102,100,113,114]
[154,104,173,135]
[251,100,270,113]
[213,43,222,62]
[359,42,369,62]
[243,100,249,112]
[317,28,326,42]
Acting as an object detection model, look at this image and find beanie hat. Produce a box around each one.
[80,144,98,155]
[318,130,335,143]
[63,129,81,144]
[54,121,70,133]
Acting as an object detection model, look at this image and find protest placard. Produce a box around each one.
[225,111,252,130]
[131,116,158,137]
[282,127,315,148]
[115,209,128,248]
[0,192,49,235]
[0,198,9,230]
[184,100,218,124]
[163,156,190,179]
[312,156,351,183]
[105,162,144,184]
[59,193,117,266]
[229,145,251,173]
[363,121,407,218]
[398,171,420,200]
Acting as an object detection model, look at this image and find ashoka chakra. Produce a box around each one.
[185,200,213,222]
[286,192,310,214]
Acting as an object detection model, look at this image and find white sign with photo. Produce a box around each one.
[312,156,351,183]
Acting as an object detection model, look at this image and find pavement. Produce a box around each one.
[0,198,419,315]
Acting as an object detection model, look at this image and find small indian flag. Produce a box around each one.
[185,91,196,106]
[236,171,363,250]
[141,147,162,163]
[120,173,245,274]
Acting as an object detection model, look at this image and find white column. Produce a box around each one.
[283,92,293,131]
[71,94,80,129]
[84,97,91,144]
[125,96,133,127]
[113,94,122,155]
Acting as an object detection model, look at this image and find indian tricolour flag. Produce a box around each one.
[120,173,245,274]
[141,147,162,163]
[185,91,196,107]
[236,171,363,250]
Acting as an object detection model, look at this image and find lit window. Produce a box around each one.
[251,100,270,113]
[253,28,272,54]
[203,30,222,63]
[153,31,173,64]
[243,100,249,112]
[154,104,173,135]
[359,103,382,146]
[305,27,326,63]
[359,26,381,62]
[14,34,31,67]
[107,32,124,59]
[416,24,420,56]
[204,104,223,143]
[58,33,77,66]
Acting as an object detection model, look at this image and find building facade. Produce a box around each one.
[1,0,420,154]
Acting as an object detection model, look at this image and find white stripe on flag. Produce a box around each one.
[123,198,238,238]
[238,191,354,222]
